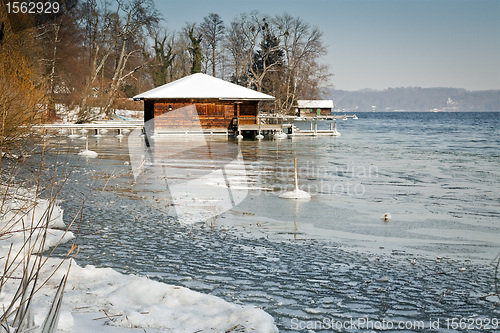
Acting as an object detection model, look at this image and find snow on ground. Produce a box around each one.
[115,109,143,120]
[0,190,278,332]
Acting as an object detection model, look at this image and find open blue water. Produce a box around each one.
[49,112,500,332]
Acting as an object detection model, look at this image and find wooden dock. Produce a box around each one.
[255,115,346,137]
[231,113,356,135]
[36,113,356,138]
[35,121,144,136]
[37,120,143,130]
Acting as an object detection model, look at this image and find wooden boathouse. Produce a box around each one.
[133,73,275,136]
[296,100,334,117]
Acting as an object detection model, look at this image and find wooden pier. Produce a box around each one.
[35,121,144,136]
[251,114,354,137]
[36,113,356,138]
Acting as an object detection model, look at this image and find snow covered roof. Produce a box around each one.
[133,73,274,101]
[297,100,334,109]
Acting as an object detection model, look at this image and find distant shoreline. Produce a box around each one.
[326,87,500,112]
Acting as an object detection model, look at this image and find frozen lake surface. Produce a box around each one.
[47,112,499,332]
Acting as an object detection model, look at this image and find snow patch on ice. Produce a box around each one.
[78,150,98,158]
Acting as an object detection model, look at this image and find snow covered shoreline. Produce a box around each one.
[43,261,278,332]
[0,192,278,332]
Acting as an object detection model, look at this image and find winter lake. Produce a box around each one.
[47,112,499,332]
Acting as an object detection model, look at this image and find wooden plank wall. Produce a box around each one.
[151,98,258,129]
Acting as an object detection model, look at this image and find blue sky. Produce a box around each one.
[153,0,500,91]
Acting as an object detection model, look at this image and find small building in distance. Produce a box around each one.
[133,73,274,135]
[296,100,334,117]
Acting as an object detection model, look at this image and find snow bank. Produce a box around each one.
[0,190,73,254]
[54,264,277,332]
[0,190,278,332]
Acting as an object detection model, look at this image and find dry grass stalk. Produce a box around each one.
[0,140,81,332]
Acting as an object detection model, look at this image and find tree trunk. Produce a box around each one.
[47,24,60,120]
[212,47,216,76]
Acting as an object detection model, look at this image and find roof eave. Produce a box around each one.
[219,98,274,101]
[132,97,274,101]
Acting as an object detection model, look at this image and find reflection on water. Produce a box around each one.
[128,133,248,223]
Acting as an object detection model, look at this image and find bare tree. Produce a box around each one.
[170,30,193,80]
[224,11,332,113]
[76,0,116,122]
[273,13,332,113]
[36,7,86,120]
[225,20,249,85]
[44,22,61,120]
[200,13,225,77]
[76,0,159,122]
[184,23,203,74]
[147,27,176,86]
[231,11,284,93]
[101,0,159,117]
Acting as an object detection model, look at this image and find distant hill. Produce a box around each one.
[323,87,500,112]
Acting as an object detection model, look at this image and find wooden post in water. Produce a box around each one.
[294,156,299,190]
[279,156,310,199]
